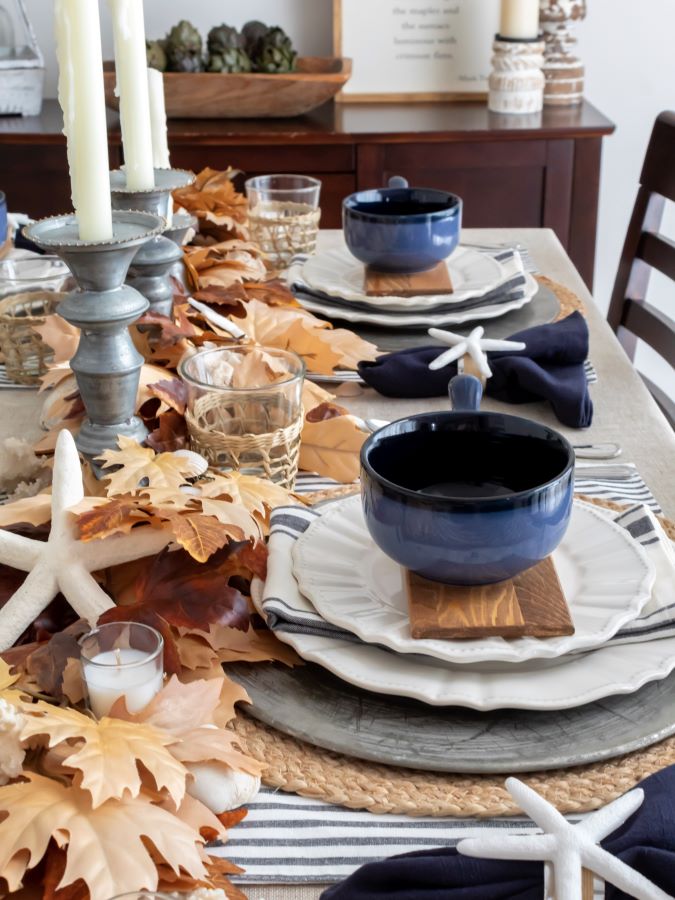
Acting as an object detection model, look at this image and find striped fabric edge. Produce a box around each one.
[214,788,587,885]
[0,364,38,390]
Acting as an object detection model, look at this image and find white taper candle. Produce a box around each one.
[499,0,540,39]
[108,0,155,191]
[54,0,113,241]
[147,67,171,169]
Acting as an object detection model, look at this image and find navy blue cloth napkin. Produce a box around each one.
[321,765,675,900]
[357,312,593,428]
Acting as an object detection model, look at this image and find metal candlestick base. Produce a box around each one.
[25,211,163,461]
[110,168,195,317]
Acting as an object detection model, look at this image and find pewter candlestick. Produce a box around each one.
[110,168,195,317]
[25,210,163,461]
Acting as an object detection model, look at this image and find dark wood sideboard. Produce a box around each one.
[0,99,614,288]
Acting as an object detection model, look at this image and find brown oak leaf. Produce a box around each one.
[146,378,189,415]
[161,512,244,563]
[299,413,367,483]
[146,410,190,453]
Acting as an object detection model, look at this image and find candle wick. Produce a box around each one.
[115,648,122,666]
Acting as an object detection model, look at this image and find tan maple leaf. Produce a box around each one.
[169,726,263,776]
[20,702,187,809]
[100,436,205,494]
[0,773,207,900]
[299,413,367,483]
[231,299,379,375]
[184,240,265,291]
[0,493,53,528]
[200,471,292,522]
[114,674,224,735]
[199,624,302,669]
[33,313,79,364]
[0,658,23,704]
[173,166,249,242]
[196,498,262,540]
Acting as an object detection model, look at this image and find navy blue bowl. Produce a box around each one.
[361,409,574,585]
[343,176,462,273]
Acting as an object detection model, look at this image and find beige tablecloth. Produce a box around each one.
[2,229,674,899]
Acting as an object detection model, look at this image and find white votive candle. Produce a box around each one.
[500,0,540,39]
[83,648,163,718]
[147,67,171,170]
[80,622,164,718]
[54,0,113,241]
[108,0,155,191]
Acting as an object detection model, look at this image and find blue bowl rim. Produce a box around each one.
[360,410,575,506]
[343,188,462,223]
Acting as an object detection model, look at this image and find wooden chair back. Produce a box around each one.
[607,111,675,426]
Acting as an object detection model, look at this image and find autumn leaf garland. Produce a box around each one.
[0,660,259,900]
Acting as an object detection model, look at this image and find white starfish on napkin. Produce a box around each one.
[428,325,525,378]
[457,777,673,900]
[0,429,171,651]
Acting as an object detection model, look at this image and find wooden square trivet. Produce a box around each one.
[364,261,454,297]
[406,556,574,640]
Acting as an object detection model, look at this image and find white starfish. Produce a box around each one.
[457,777,673,900]
[0,429,171,652]
[428,326,526,378]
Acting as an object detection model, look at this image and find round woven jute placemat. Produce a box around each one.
[232,497,675,818]
[538,274,585,321]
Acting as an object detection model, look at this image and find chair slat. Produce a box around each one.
[637,232,675,282]
[622,301,675,369]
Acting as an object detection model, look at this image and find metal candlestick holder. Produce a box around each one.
[110,168,195,317]
[24,210,163,461]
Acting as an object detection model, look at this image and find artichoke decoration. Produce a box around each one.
[146,39,168,72]
[166,20,204,73]
[207,25,252,73]
[255,26,298,73]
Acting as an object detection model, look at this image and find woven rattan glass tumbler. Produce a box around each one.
[245,174,321,269]
[179,346,306,489]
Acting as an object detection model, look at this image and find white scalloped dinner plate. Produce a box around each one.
[251,585,675,712]
[292,497,655,665]
[300,245,505,307]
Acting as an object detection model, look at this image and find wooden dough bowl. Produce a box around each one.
[103,57,352,119]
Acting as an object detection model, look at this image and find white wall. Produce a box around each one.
[25,0,675,375]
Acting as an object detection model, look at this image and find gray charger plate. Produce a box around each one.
[228,661,675,774]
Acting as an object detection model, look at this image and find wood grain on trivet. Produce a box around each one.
[365,262,453,297]
[407,556,574,640]
[230,498,675,819]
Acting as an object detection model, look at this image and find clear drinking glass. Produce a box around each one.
[0,256,71,299]
[179,345,306,489]
[80,622,164,719]
[245,174,322,269]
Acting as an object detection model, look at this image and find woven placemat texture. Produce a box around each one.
[231,497,675,818]
[538,274,585,320]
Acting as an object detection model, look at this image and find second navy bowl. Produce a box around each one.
[342,176,462,273]
[360,409,575,585]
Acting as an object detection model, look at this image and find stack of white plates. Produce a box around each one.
[289,245,539,329]
[251,495,675,712]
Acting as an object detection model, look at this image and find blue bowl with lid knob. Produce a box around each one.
[360,375,575,585]
[342,176,462,273]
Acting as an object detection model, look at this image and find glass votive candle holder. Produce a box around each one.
[179,345,306,489]
[80,622,164,719]
[245,174,322,269]
[0,256,72,300]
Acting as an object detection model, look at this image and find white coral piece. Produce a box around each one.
[0,438,47,496]
[0,698,25,785]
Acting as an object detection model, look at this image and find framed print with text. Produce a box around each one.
[334,0,501,102]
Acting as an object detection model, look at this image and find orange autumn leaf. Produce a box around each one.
[75,494,158,540]
[33,313,79,364]
[0,774,207,900]
[194,279,299,308]
[162,512,244,563]
[0,493,53,528]
[299,413,367,483]
[199,624,302,668]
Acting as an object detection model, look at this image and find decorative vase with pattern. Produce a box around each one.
[539,0,587,106]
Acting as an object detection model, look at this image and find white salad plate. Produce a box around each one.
[296,273,537,328]
[251,580,675,711]
[292,496,655,664]
[300,245,506,307]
